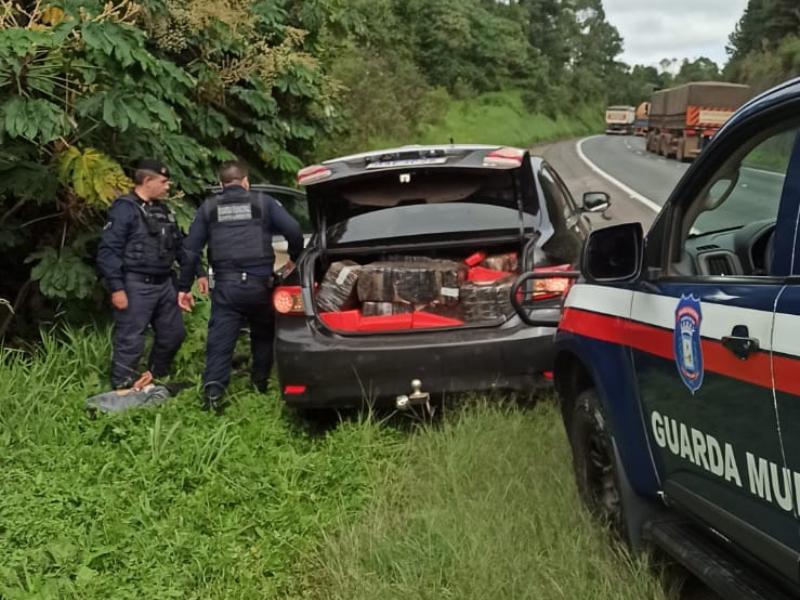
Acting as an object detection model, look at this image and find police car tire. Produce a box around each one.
[569,388,627,540]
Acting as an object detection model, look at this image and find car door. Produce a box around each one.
[631,123,800,583]
[766,130,800,580]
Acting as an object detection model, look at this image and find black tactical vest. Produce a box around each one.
[205,190,271,270]
[121,195,180,273]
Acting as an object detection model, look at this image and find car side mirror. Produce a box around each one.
[582,222,644,283]
[582,191,611,213]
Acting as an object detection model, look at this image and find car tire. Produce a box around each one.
[569,387,649,549]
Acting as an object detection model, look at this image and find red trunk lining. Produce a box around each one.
[319,310,464,332]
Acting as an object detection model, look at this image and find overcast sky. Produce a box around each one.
[602,0,749,69]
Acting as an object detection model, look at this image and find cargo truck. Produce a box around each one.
[633,101,650,137]
[604,105,635,135]
[645,81,751,161]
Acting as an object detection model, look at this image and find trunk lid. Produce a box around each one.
[302,146,540,254]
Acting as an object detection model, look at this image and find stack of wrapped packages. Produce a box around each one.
[315,252,519,329]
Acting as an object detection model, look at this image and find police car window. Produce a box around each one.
[687,130,794,236]
[678,128,797,277]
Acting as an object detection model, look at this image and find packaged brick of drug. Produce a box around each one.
[361,301,414,316]
[480,252,518,272]
[459,276,514,322]
[316,260,362,312]
[357,260,466,306]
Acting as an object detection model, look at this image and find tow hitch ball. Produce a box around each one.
[396,379,430,410]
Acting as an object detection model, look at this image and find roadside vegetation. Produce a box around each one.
[0,325,673,599]
[296,401,671,600]
[417,90,603,149]
[1,0,623,338]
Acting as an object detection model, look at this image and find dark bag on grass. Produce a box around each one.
[86,385,171,414]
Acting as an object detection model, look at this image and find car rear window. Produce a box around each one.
[327,203,539,245]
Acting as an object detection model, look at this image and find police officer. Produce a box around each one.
[97,159,208,389]
[178,160,303,412]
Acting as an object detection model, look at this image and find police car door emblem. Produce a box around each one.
[674,294,704,394]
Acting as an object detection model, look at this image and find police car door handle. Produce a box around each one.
[721,325,759,360]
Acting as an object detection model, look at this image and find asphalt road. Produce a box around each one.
[534,136,660,231]
[581,134,689,207]
[539,134,786,236]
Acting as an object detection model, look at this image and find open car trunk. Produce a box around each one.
[310,242,523,332]
[296,152,572,333]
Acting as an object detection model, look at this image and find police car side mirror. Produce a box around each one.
[582,222,644,283]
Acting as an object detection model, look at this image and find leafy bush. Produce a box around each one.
[0,0,336,336]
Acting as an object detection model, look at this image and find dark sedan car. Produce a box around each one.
[273,145,609,410]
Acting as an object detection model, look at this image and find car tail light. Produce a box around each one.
[483,147,525,168]
[273,286,304,315]
[284,385,307,395]
[297,164,332,186]
[515,265,575,303]
[532,265,575,301]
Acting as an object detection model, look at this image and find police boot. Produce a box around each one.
[202,383,225,415]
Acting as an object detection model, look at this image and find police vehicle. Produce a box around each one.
[510,78,800,598]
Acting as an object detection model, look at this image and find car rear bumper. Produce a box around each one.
[275,315,557,408]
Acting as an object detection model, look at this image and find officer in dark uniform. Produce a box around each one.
[178,160,303,412]
[97,159,208,389]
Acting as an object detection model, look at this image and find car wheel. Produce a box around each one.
[569,388,625,537]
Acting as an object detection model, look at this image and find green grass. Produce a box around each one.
[1,320,670,598]
[0,317,401,599]
[417,90,603,148]
[294,401,671,600]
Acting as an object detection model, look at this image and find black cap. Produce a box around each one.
[135,159,170,178]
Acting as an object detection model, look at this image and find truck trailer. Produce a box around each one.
[645,81,751,161]
[604,105,635,135]
[633,101,650,137]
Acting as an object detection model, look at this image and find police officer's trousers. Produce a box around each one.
[203,277,274,396]
[111,275,186,388]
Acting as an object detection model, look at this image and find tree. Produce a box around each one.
[0,0,337,336]
[727,0,800,64]
[674,57,721,84]
[725,0,800,89]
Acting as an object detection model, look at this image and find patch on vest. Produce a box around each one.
[217,203,253,222]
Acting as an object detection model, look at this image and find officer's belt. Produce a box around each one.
[214,271,273,283]
[125,272,171,284]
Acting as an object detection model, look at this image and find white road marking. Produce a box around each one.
[575,136,662,213]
